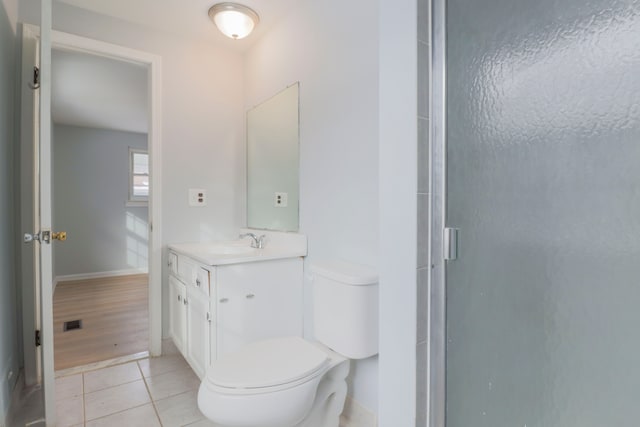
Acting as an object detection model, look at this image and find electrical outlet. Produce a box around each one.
[188,189,207,207]
[274,192,288,207]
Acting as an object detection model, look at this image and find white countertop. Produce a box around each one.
[169,239,307,266]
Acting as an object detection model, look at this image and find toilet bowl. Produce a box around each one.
[198,337,348,427]
[198,260,378,427]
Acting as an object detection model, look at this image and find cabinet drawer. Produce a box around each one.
[168,252,178,276]
[177,255,197,285]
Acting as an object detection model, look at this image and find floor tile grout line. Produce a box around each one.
[152,388,205,427]
[140,355,193,380]
[81,370,151,423]
[83,376,144,395]
[153,387,200,404]
[137,359,164,426]
[82,402,152,425]
[56,351,150,379]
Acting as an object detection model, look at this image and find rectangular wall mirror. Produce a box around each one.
[247,83,300,232]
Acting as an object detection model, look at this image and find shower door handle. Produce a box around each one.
[444,227,459,261]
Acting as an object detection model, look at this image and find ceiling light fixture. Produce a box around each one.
[208,3,260,40]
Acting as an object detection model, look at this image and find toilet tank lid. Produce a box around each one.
[310,260,378,285]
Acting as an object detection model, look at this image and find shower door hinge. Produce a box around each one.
[35,330,41,347]
[444,227,460,261]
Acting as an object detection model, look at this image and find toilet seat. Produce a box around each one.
[205,337,330,395]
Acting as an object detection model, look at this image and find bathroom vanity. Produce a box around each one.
[167,231,306,379]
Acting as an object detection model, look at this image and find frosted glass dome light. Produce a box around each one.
[209,3,259,40]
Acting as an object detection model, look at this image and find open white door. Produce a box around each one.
[19,24,41,388]
[21,0,57,424]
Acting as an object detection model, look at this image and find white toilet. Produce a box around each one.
[197,260,378,427]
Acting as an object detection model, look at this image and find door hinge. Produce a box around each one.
[28,66,40,90]
[35,330,41,347]
[444,227,460,261]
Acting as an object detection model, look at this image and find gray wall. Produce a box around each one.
[53,124,148,277]
[416,0,431,424]
[0,0,20,421]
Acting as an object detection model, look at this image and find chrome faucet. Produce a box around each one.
[239,232,266,249]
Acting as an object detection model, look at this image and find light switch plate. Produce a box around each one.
[189,189,206,207]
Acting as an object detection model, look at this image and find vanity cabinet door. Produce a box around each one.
[186,287,210,379]
[169,276,187,353]
[215,258,303,358]
[215,279,253,358]
[195,267,211,296]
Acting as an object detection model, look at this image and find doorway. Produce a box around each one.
[50,47,151,371]
[430,0,640,426]
[18,27,162,425]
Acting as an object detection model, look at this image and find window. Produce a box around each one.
[129,148,149,204]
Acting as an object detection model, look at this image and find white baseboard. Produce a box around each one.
[340,396,377,427]
[55,268,148,284]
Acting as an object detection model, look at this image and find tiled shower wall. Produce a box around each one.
[416,0,431,425]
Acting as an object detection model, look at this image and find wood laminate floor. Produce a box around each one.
[53,274,148,371]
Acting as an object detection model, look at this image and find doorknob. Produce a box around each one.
[24,230,66,244]
[52,231,67,241]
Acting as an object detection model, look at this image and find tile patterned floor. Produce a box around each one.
[54,352,213,427]
[10,339,354,427]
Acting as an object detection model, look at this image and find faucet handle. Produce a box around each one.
[239,232,262,248]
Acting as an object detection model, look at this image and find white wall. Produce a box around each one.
[378,0,418,425]
[52,124,148,277]
[19,0,246,335]
[244,0,380,414]
[0,0,19,422]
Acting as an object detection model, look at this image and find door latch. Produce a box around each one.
[24,232,41,243]
[24,231,51,244]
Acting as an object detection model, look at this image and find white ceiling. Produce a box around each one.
[52,49,148,134]
[55,0,298,52]
[51,0,298,133]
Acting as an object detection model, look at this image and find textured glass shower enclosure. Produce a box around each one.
[441,0,640,425]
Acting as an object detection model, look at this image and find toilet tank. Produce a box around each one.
[310,260,378,359]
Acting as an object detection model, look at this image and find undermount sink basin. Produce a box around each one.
[203,245,256,255]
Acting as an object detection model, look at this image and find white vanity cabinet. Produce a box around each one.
[167,248,303,379]
[168,254,213,378]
